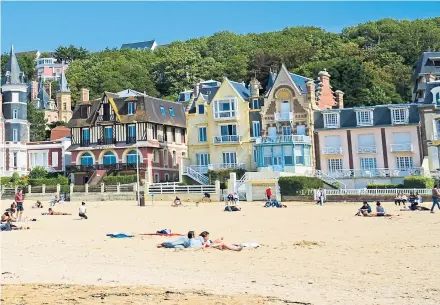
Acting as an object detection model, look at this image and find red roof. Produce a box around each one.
[50,126,71,140]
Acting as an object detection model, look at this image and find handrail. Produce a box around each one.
[186,166,209,185]
[315,169,346,189]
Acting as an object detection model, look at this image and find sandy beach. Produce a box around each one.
[1,199,440,305]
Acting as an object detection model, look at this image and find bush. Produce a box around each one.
[103,175,137,185]
[29,175,68,186]
[1,177,11,186]
[403,176,435,189]
[208,168,246,184]
[366,184,404,189]
[29,166,48,179]
[11,172,20,183]
[278,176,323,196]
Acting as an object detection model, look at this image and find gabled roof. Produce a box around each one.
[290,73,312,93]
[57,70,70,93]
[422,81,440,105]
[228,80,250,100]
[265,64,311,97]
[121,40,156,50]
[37,82,50,108]
[413,52,440,80]
[115,89,146,97]
[266,71,277,92]
[3,45,23,85]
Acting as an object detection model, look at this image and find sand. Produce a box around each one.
[1,199,439,305]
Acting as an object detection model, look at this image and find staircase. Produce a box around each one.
[314,170,346,189]
[88,170,107,185]
[184,166,209,185]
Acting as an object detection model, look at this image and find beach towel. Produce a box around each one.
[106,233,134,238]
[140,233,183,236]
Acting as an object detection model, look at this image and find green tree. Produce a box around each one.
[27,103,47,141]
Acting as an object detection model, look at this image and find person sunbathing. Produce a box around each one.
[157,231,194,248]
[199,231,242,251]
[224,205,241,211]
[42,208,72,216]
[355,201,372,216]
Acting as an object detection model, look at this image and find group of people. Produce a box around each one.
[355,201,397,217]
[157,230,243,251]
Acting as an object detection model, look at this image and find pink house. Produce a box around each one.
[36,58,67,81]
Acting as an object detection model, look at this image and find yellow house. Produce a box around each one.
[185,78,254,183]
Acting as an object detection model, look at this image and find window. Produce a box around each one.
[295,145,304,165]
[11,93,19,103]
[152,124,157,139]
[80,152,93,166]
[103,151,117,165]
[356,111,373,126]
[13,109,18,119]
[163,150,168,166]
[81,106,89,118]
[263,147,272,165]
[396,156,413,170]
[198,127,207,142]
[358,134,375,147]
[154,173,160,183]
[52,152,59,167]
[282,126,291,136]
[172,151,176,166]
[104,126,113,143]
[222,152,237,165]
[323,113,339,128]
[160,106,166,115]
[196,153,210,166]
[13,129,18,142]
[220,124,237,136]
[252,99,260,109]
[391,108,408,124]
[153,149,159,162]
[82,128,90,143]
[13,152,17,168]
[63,116,67,122]
[252,121,261,137]
[327,159,343,172]
[284,146,293,165]
[165,174,169,182]
[214,98,236,119]
[126,150,139,164]
[169,108,175,117]
[297,125,306,135]
[198,104,205,114]
[172,128,176,142]
[360,158,377,170]
[128,102,135,115]
[128,124,136,142]
[253,147,258,163]
[304,146,311,166]
[63,103,67,111]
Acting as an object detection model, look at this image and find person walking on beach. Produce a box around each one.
[431,184,440,213]
[265,187,272,201]
[15,189,24,221]
[79,202,88,219]
[317,188,325,206]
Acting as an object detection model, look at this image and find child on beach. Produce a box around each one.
[79,202,88,219]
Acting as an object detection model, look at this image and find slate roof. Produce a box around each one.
[413,51,440,82]
[187,86,219,114]
[266,72,277,92]
[290,73,312,93]
[229,80,250,99]
[57,70,70,93]
[3,45,23,85]
[422,81,440,105]
[36,82,50,108]
[314,104,420,130]
[115,89,146,97]
[67,91,186,128]
[121,40,156,50]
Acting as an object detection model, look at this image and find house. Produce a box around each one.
[121,40,157,51]
[1,45,30,176]
[412,51,440,103]
[27,137,72,173]
[36,57,68,81]
[314,104,423,188]
[65,89,187,185]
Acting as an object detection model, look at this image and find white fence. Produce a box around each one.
[323,188,431,196]
[148,184,216,194]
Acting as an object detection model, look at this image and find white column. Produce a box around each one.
[245,181,253,202]
[228,172,237,195]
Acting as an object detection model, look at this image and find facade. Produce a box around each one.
[36,57,68,81]
[121,40,157,51]
[27,137,72,172]
[1,45,30,176]
[66,89,187,185]
[314,104,423,188]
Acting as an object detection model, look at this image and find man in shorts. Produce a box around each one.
[15,189,24,221]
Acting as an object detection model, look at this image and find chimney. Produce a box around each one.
[317,69,335,110]
[306,79,316,107]
[250,77,261,98]
[31,81,38,100]
[44,82,52,99]
[334,90,344,109]
[193,83,200,99]
[81,88,89,103]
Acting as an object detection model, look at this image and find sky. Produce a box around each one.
[1,1,439,53]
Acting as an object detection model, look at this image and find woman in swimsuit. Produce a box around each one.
[42,208,72,215]
[199,231,243,251]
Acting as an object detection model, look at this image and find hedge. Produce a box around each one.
[403,176,435,189]
[29,175,68,186]
[103,175,138,185]
[366,184,404,189]
[278,176,323,196]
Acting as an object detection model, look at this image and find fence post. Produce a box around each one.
[101,183,105,193]
[160,184,163,194]
[144,181,149,195]
[187,185,190,194]
[117,183,121,194]
[42,184,46,194]
[201,185,204,194]
[56,184,60,196]
[173,183,176,194]
[85,183,89,194]
[28,184,32,195]
[215,180,221,202]
[70,183,74,196]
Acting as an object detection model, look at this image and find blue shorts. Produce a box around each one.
[16,203,24,212]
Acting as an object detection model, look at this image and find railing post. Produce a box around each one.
[56,184,60,196]
[85,183,89,194]
[117,183,121,194]
[187,185,190,194]
[28,184,32,194]
[160,184,163,194]
[173,183,176,194]
[101,183,105,193]
[42,184,46,194]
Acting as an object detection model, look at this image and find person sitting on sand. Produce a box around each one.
[375,201,395,217]
[32,200,43,209]
[157,231,194,249]
[224,205,241,212]
[171,197,182,207]
[233,193,239,205]
[199,231,242,251]
[42,208,72,216]
[227,193,234,205]
[10,202,17,210]
[355,201,372,216]
[1,220,30,231]
[1,208,16,222]
[203,193,211,202]
[79,202,88,219]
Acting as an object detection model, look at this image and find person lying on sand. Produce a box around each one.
[1,220,30,231]
[42,208,72,216]
[199,231,243,251]
[224,205,241,212]
[157,231,194,249]
[355,202,372,216]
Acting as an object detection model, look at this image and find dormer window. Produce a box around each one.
[198,104,205,114]
[323,112,339,128]
[80,105,90,119]
[169,108,175,117]
[252,99,260,109]
[356,110,373,126]
[391,108,409,125]
[127,102,135,115]
[160,106,166,116]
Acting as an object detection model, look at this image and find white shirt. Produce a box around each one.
[79,206,87,213]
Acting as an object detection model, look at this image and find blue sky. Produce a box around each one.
[1,1,439,53]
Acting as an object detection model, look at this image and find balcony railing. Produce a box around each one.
[256,135,311,144]
[97,114,115,122]
[66,162,147,173]
[324,168,423,179]
[98,138,116,145]
[213,135,241,144]
[126,136,137,144]
[188,165,209,174]
[390,143,413,153]
[214,111,238,120]
[208,163,245,170]
[275,111,293,122]
[81,139,90,147]
[322,146,343,154]
[357,146,377,154]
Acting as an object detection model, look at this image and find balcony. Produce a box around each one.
[126,136,137,144]
[98,138,116,145]
[323,146,343,155]
[357,146,377,154]
[80,139,90,147]
[256,135,311,145]
[208,163,245,170]
[275,111,293,122]
[213,111,238,121]
[66,162,147,173]
[213,135,241,144]
[324,168,423,179]
[390,143,413,153]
